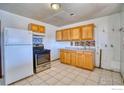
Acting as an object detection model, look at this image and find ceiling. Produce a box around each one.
[0,3,122,27]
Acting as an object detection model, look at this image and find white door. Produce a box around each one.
[4,28,32,45]
[4,45,33,84]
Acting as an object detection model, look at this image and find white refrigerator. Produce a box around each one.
[4,28,33,85]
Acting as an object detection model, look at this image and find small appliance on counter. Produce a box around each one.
[33,35,51,73]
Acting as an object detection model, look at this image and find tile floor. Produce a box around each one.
[12,60,124,85]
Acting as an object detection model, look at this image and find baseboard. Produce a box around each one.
[51,58,59,62]
[95,66,120,73]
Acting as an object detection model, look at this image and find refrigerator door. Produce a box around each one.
[4,28,32,45]
[4,45,33,85]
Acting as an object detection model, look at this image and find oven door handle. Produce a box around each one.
[35,54,38,68]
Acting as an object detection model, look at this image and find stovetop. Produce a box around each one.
[33,46,50,54]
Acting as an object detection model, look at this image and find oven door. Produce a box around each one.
[35,53,50,67]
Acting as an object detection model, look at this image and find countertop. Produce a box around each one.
[60,46,96,52]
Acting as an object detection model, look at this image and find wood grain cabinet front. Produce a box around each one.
[81,24,94,40]
[28,23,45,33]
[71,27,81,40]
[75,51,85,68]
[62,29,71,41]
[83,51,94,70]
[60,49,95,70]
[38,25,45,33]
[56,31,63,41]
[70,51,76,65]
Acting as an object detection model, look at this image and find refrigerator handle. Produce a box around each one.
[35,54,38,68]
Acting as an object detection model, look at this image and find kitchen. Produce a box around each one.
[0,3,124,85]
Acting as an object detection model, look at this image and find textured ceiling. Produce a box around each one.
[0,3,122,27]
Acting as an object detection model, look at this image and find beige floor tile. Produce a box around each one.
[78,73,89,78]
[74,75,86,84]
[112,80,123,85]
[88,75,100,83]
[48,71,58,76]
[26,75,39,82]
[56,81,65,85]
[53,74,65,80]
[69,80,84,85]
[85,79,98,85]
[100,76,112,82]
[60,77,73,85]
[60,71,69,76]
[65,73,78,80]
[36,72,47,77]
[93,68,102,74]
[39,74,52,81]
[71,70,80,75]
[40,81,48,85]
[99,80,112,85]
[46,78,58,85]
[30,78,44,85]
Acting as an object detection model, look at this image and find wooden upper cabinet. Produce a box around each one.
[62,29,71,41]
[28,23,45,33]
[38,25,45,33]
[81,24,94,40]
[56,24,95,41]
[71,26,81,40]
[56,30,63,41]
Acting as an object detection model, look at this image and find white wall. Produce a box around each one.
[56,13,121,72]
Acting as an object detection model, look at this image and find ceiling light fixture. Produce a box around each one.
[51,3,61,10]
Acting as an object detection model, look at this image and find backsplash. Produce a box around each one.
[33,35,43,45]
[70,40,95,46]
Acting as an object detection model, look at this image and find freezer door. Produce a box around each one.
[4,45,33,85]
[4,28,32,45]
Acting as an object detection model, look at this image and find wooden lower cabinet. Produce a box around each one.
[75,51,85,68]
[83,51,94,70]
[64,50,71,64]
[60,49,71,64]
[60,49,94,70]
[70,51,76,65]
[60,49,65,63]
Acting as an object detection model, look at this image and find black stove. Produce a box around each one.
[33,45,51,73]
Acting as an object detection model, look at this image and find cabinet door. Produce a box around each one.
[84,51,94,70]
[82,26,87,40]
[29,24,38,32]
[56,31,62,41]
[64,51,71,64]
[38,25,45,33]
[62,30,68,40]
[60,50,65,63]
[87,24,94,40]
[63,29,71,41]
[70,51,76,65]
[71,27,81,40]
[75,51,85,68]
[81,24,94,40]
[66,29,71,40]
